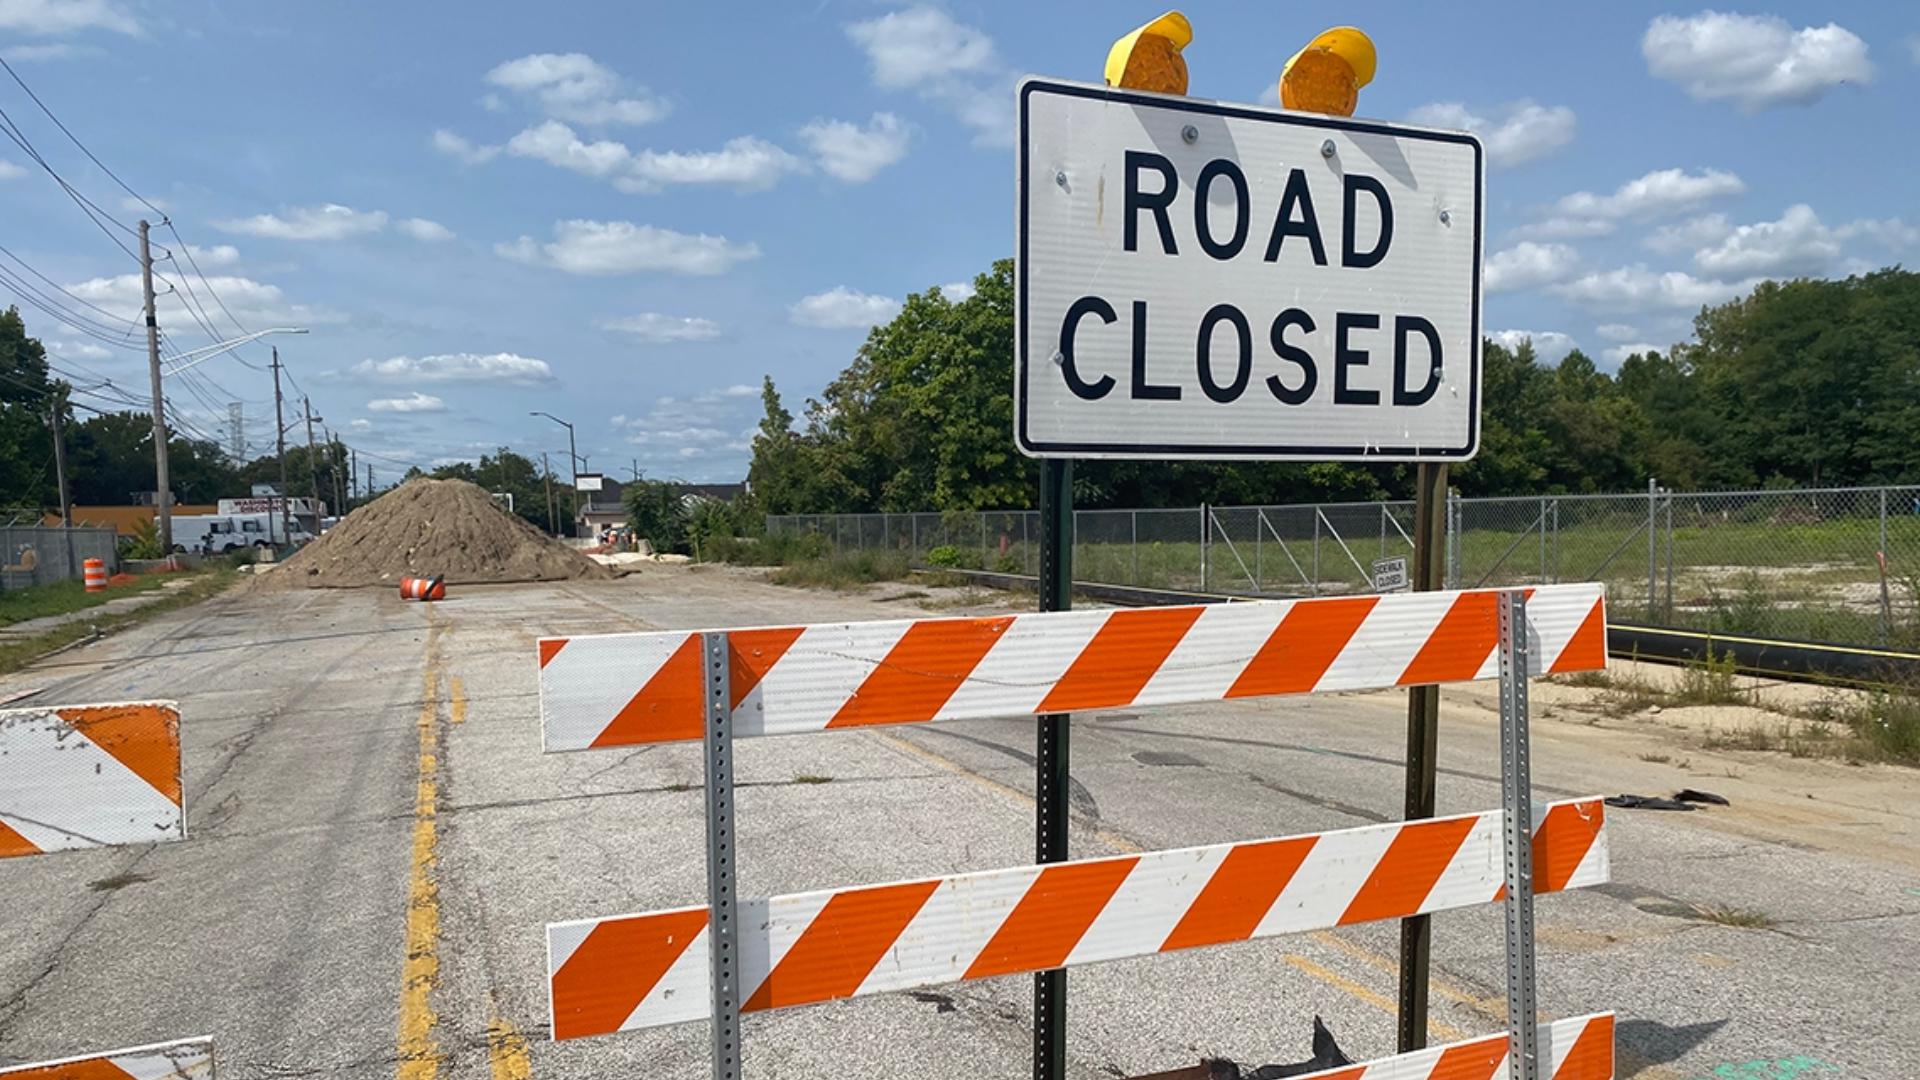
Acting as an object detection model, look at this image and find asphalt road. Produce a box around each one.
[1,567,1915,1080]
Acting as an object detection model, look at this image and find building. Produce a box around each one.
[573,479,750,538]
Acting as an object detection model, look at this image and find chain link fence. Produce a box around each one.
[0,524,119,591]
[770,484,1920,650]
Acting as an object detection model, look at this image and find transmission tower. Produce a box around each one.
[227,401,245,463]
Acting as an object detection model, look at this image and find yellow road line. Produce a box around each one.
[1283,955,1468,1042]
[398,619,445,1080]
[1310,930,1506,1020]
[449,676,467,725]
[487,1013,531,1080]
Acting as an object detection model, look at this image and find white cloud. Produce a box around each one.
[0,160,26,180]
[1643,12,1873,111]
[0,0,138,36]
[1644,214,1733,256]
[1837,217,1920,252]
[847,7,1009,147]
[506,120,631,177]
[1510,216,1617,241]
[497,219,759,277]
[1488,330,1578,363]
[621,136,804,193]
[846,7,994,88]
[485,52,667,126]
[1602,343,1665,367]
[1909,36,1920,65]
[1484,242,1579,293]
[599,313,722,343]
[1692,204,1841,277]
[2,42,88,60]
[790,286,900,329]
[1404,100,1575,167]
[1594,323,1639,343]
[353,352,552,384]
[349,418,373,431]
[431,129,500,165]
[397,218,454,242]
[65,272,338,328]
[367,392,446,414]
[1554,168,1745,221]
[940,280,976,301]
[626,425,732,447]
[1553,266,1757,311]
[48,339,111,360]
[214,203,389,241]
[799,113,911,183]
[717,384,758,398]
[178,243,240,268]
[120,194,166,213]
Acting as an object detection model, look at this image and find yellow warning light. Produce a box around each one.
[1279,26,1376,117]
[1105,11,1194,95]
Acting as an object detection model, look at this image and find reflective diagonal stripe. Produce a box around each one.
[1288,1013,1615,1079]
[539,583,1607,751]
[546,798,1607,1038]
[0,702,183,858]
[0,1037,215,1080]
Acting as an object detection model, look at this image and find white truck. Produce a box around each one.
[171,512,313,554]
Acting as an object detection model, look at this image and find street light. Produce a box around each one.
[531,411,580,537]
[163,327,309,376]
[150,326,309,556]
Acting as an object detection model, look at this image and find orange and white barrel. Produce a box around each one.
[399,576,447,601]
[82,558,107,592]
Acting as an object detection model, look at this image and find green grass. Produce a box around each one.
[0,574,178,628]
[769,550,911,590]
[0,567,238,677]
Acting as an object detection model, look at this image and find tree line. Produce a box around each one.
[748,262,1920,514]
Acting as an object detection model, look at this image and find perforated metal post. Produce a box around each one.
[1034,458,1072,1080]
[703,632,739,1080]
[1497,592,1539,1080]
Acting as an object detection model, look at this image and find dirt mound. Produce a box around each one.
[255,477,613,589]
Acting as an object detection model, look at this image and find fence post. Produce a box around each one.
[1255,509,1264,593]
[1646,478,1658,618]
[1200,503,1210,592]
[1311,511,1321,598]
[1131,510,1139,586]
[1664,496,1674,619]
[1881,488,1892,647]
[1539,497,1548,584]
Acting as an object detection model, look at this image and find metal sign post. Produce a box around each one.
[1034,457,1073,1080]
[1397,459,1448,1050]
[1497,591,1540,1080]
[702,632,740,1080]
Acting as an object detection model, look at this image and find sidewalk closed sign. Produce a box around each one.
[1016,79,1483,461]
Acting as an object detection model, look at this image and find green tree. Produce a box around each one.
[0,307,59,508]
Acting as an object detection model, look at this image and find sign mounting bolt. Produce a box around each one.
[1181,125,1198,144]
[1321,139,1336,158]
[1439,209,1452,226]
[1054,170,1068,187]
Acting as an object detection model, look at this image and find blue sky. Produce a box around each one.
[1,1,1913,483]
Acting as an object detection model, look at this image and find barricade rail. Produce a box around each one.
[536,584,1620,1079]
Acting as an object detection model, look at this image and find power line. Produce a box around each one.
[0,55,163,217]
[0,104,142,262]
[0,240,143,333]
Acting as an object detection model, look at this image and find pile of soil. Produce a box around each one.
[255,477,613,588]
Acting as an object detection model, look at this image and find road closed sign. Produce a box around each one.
[1017,79,1483,460]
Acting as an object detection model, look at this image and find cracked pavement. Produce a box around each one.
[0,566,1915,1079]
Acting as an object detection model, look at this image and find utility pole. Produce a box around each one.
[542,451,557,536]
[47,387,74,578]
[303,396,321,535]
[630,458,639,482]
[367,463,374,497]
[138,220,172,554]
[327,429,345,523]
[350,447,358,502]
[271,348,292,545]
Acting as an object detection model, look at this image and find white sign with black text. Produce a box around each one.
[1372,555,1410,593]
[1017,78,1483,461]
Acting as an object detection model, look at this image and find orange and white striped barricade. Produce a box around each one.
[398,576,446,601]
[0,1036,214,1080]
[83,558,107,593]
[0,702,184,858]
[536,585,1613,1078]
[1287,1014,1614,1080]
